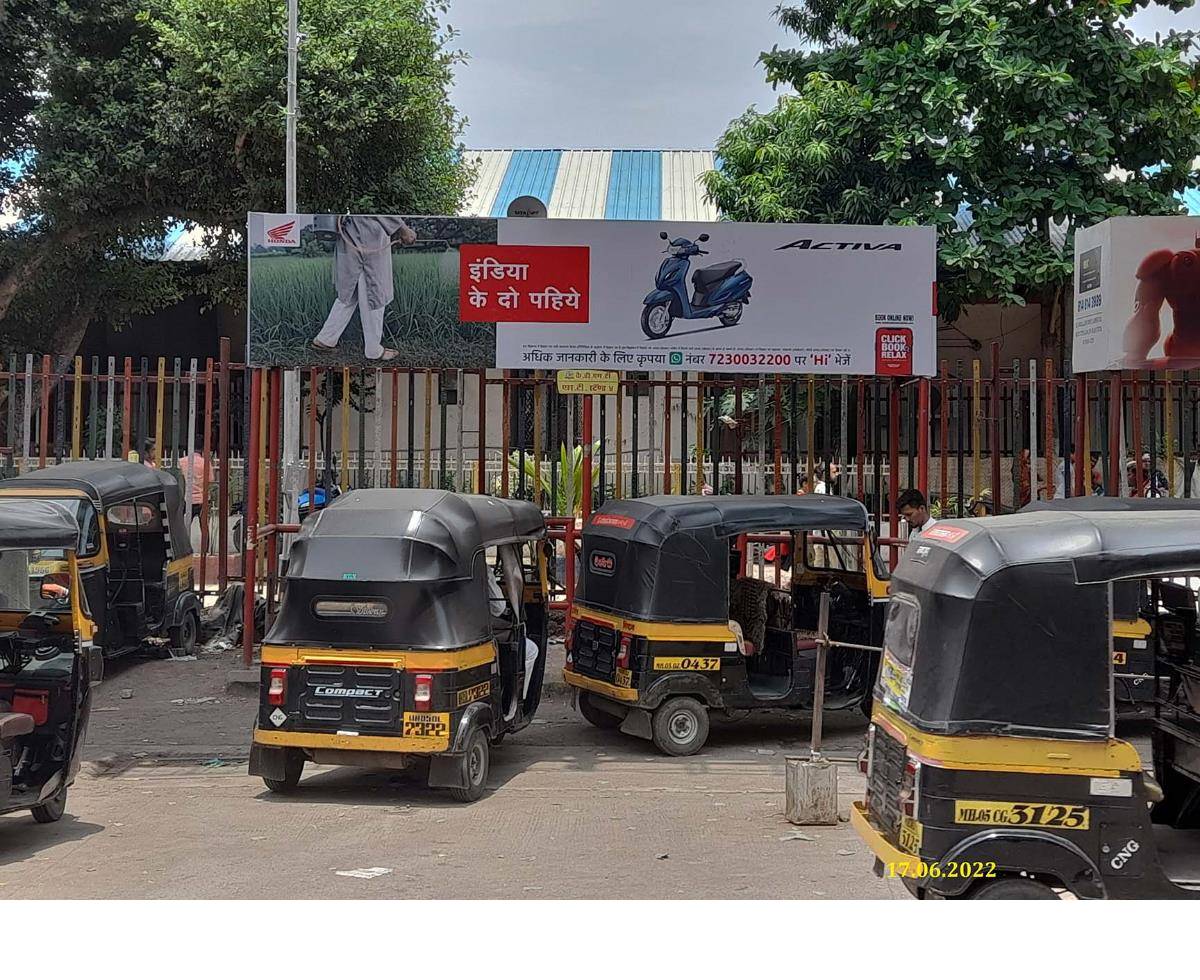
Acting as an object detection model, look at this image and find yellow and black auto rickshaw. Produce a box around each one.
[1,497,102,824]
[563,495,889,756]
[0,461,200,659]
[1024,497,1200,715]
[853,509,1200,898]
[249,489,548,802]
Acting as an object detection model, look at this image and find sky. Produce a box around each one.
[447,0,1200,150]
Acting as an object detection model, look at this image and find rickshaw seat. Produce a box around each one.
[0,712,34,740]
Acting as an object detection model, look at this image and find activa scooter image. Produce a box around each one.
[641,231,753,339]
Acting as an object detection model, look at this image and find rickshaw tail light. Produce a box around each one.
[901,757,922,817]
[267,668,287,706]
[616,633,632,669]
[414,674,433,710]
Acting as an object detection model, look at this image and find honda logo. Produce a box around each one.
[263,216,300,247]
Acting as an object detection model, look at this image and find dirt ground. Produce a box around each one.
[0,642,910,899]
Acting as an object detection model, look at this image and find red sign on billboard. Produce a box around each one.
[875,326,914,376]
[460,244,590,323]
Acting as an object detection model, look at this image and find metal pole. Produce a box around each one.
[280,0,301,522]
[811,590,830,759]
[285,0,299,212]
[217,338,231,593]
[243,368,263,668]
[582,395,594,520]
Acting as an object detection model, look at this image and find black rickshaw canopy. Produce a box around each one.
[0,498,80,551]
[889,509,1200,740]
[0,460,191,558]
[267,489,546,651]
[578,494,872,624]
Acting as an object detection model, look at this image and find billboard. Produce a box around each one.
[1072,216,1200,373]
[247,212,497,368]
[247,213,936,375]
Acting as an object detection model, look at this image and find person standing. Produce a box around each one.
[311,215,417,362]
[177,445,208,521]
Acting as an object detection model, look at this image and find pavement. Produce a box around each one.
[0,642,909,899]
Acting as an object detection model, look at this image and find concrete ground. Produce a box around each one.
[0,644,910,899]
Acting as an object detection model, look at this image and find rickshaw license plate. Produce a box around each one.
[615,668,632,687]
[652,657,720,671]
[898,816,923,853]
[1112,651,1127,666]
[402,712,450,738]
[954,800,1090,830]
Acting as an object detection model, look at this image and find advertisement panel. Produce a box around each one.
[495,219,936,376]
[247,212,496,368]
[247,213,936,375]
[1072,216,1200,373]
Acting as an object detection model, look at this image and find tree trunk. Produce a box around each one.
[0,226,87,323]
[1039,284,1065,369]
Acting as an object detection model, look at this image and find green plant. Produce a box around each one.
[508,442,600,516]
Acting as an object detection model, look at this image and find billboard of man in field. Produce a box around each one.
[247,213,497,368]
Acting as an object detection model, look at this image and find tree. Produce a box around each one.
[705,71,939,226]
[0,0,471,351]
[713,1,1200,354]
[150,0,472,306]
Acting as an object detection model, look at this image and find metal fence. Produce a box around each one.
[4,337,1197,534]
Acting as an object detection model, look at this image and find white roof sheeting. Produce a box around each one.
[661,150,719,222]
[460,149,512,217]
[547,149,612,219]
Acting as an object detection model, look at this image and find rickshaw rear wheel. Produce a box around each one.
[262,750,305,793]
[967,877,1059,900]
[167,610,199,658]
[449,729,490,803]
[30,787,67,824]
[651,697,710,756]
[578,691,622,730]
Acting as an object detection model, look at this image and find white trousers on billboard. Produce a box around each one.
[315,273,386,359]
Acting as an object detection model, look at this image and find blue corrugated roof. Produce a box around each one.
[489,149,562,218]
[605,150,662,221]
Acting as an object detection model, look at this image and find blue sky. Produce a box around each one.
[447,1,1200,149]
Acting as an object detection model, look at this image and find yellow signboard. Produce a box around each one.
[556,370,619,395]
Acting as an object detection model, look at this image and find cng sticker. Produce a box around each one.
[652,656,720,672]
[402,712,450,738]
[954,800,1089,830]
[456,681,491,707]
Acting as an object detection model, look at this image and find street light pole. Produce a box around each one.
[285,0,298,212]
[282,0,301,525]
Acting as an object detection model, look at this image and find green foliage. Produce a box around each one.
[706,72,942,226]
[507,443,601,516]
[712,1,1200,327]
[0,0,471,353]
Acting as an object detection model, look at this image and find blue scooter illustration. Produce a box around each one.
[641,231,753,339]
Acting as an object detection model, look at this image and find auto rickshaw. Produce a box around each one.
[852,509,1200,898]
[1024,497,1200,715]
[1,497,102,824]
[249,489,548,802]
[563,495,889,756]
[0,461,200,658]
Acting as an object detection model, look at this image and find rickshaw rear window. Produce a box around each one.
[107,502,158,528]
[882,593,920,668]
[312,598,389,619]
